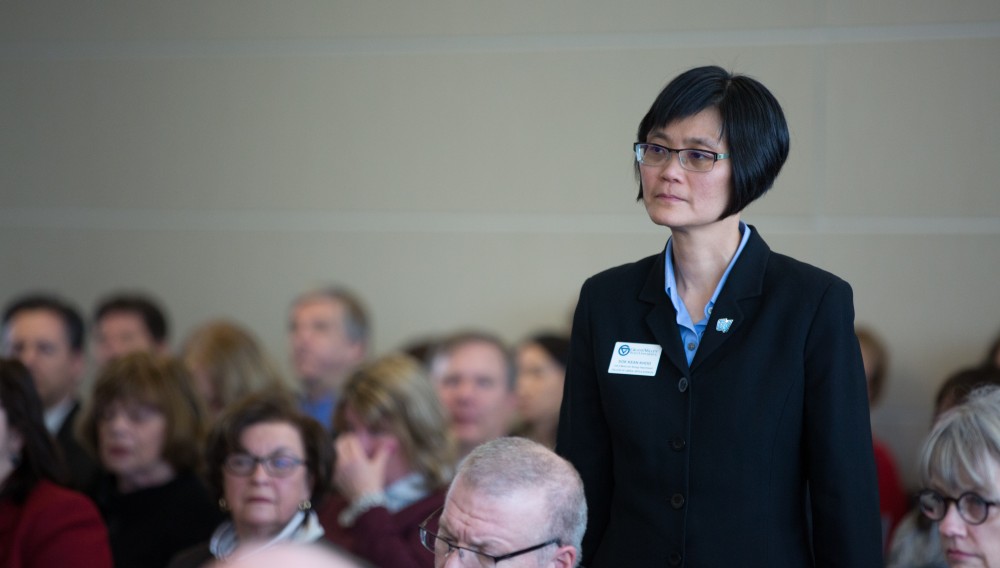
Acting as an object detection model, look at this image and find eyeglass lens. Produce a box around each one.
[634,144,719,172]
[920,490,991,524]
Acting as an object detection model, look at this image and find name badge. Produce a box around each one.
[608,342,662,376]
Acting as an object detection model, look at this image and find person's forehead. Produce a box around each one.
[98,310,147,331]
[449,342,507,373]
[444,484,547,541]
[240,420,305,450]
[8,309,71,344]
[293,297,345,321]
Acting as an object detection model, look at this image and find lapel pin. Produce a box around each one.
[716,318,734,333]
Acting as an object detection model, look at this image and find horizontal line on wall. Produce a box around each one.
[1,208,998,236]
[2,22,999,60]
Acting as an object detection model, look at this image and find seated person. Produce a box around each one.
[418,436,586,567]
[430,332,517,458]
[513,332,569,449]
[320,353,455,567]
[181,319,295,421]
[917,386,1000,567]
[78,353,223,568]
[168,392,333,567]
[887,365,1000,568]
[0,358,113,568]
[92,292,170,366]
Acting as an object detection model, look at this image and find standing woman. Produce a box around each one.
[0,358,112,568]
[557,65,882,567]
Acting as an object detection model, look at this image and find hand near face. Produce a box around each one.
[333,432,394,501]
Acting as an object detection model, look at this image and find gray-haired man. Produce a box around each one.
[419,437,587,567]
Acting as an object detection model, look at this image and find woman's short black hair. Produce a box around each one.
[636,65,790,219]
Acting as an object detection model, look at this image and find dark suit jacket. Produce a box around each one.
[557,227,882,567]
[55,401,102,491]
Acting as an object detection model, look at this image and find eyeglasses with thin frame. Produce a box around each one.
[418,507,560,567]
[634,142,729,172]
[919,489,999,525]
[223,452,305,478]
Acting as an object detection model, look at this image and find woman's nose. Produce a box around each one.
[938,501,969,538]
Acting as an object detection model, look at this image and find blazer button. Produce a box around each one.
[669,437,686,451]
[670,493,685,509]
[668,551,682,565]
[677,377,689,392]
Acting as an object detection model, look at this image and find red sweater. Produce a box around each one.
[874,437,908,549]
[319,488,445,568]
[0,479,113,568]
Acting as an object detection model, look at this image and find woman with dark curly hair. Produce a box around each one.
[169,390,334,567]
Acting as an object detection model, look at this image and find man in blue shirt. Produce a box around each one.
[288,287,369,430]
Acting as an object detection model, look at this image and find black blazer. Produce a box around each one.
[55,401,102,491]
[557,227,882,567]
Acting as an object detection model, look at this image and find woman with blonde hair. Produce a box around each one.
[319,353,454,568]
[182,320,295,420]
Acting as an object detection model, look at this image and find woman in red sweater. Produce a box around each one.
[0,358,113,568]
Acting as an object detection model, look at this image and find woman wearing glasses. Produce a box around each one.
[557,65,882,567]
[167,391,334,568]
[320,353,455,568]
[918,386,1000,567]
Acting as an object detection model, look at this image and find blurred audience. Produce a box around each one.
[321,353,455,567]
[856,326,908,548]
[182,320,295,421]
[78,352,222,568]
[513,332,569,450]
[1,293,100,490]
[430,331,516,459]
[289,288,369,430]
[419,436,585,567]
[168,391,333,567]
[92,292,170,366]
[917,386,1000,567]
[0,358,113,568]
[886,365,1000,568]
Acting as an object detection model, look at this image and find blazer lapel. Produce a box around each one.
[690,227,770,371]
[639,248,689,375]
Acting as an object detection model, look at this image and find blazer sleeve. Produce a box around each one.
[20,486,114,568]
[556,279,613,566]
[803,279,884,567]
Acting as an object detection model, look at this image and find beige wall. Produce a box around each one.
[2,1,999,488]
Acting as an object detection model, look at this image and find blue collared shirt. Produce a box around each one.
[665,222,751,366]
[300,393,336,430]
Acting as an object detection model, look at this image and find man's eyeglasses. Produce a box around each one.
[634,142,729,172]
[919,489,998,525]
[418,507,560,567]
[223,452,305,478]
